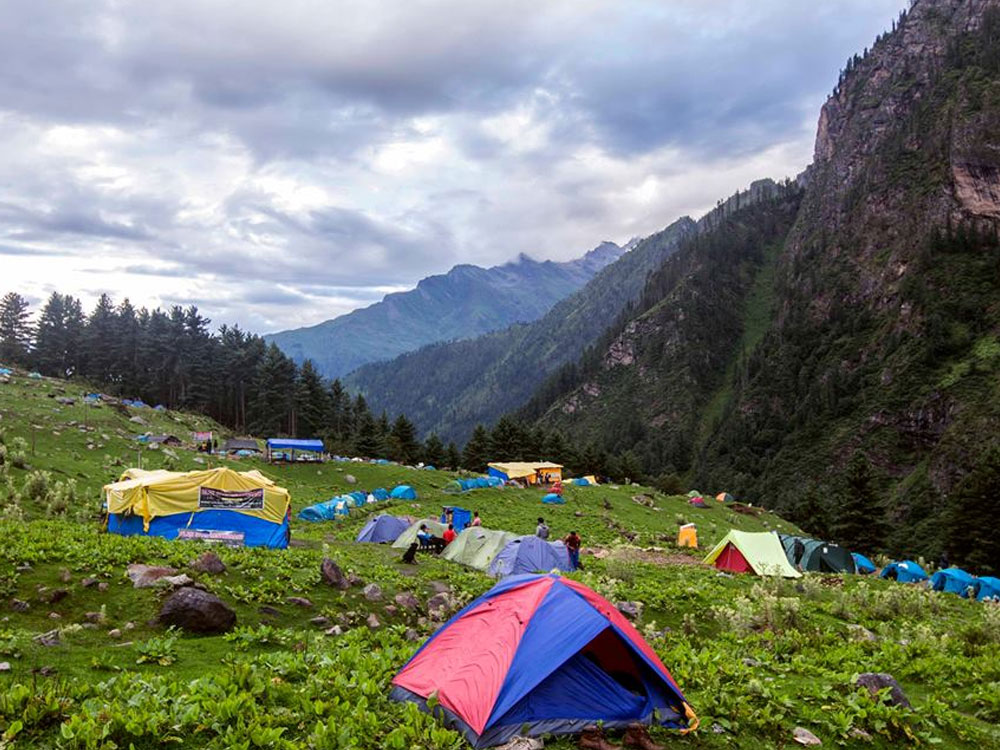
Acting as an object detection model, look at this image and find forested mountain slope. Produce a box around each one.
[346,219,695,443]
[528,0,1000,567]
[265,243,623,378]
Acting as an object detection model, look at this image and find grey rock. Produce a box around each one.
[10,599,29,613]
[363,584,383,602]
[126,564,178,588]
[45,589,70,604]
[159,574,193,588]
[34,629,60,646]
[58,568,72,583]
[793,727,822,746]
[366,613,380,629]
[321,558,349,589]
[345,474,357,484]
[108,629,122,639]
[159,587,236,634]
[854,673,910,708]
[258,605,282,617]
[404,628,420,642]
[48,612,61,620]
[428,581,450,594]
[847,624,877,642]
[97,582,109,592]
[616,601,641,620]
[394,592,421,611]
[83,611,105,624]
[347,573,365,587]
[427,592,453,612]
[324,625,344,637]
[384,605,399,616]
[286,597,313,608]
[0,662,10,672]
[191,551,226,575]
[80,577,99,588]
[310,616,331,627]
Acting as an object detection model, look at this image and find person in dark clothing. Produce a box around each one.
[792,538,806,569]
[536,517,549,540]
[565,530,582,570]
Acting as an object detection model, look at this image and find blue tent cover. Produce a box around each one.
[489,536,572,578]
[441,506,472,532]
[391,485,418,500]
[880,560,929,583]
[542,493,565,504]
[357,514,411,543]
[930,567,977,597]
[267,438,324,452]
[851,552,877,574]
[108,511,288,548]
[973,576,1000,602]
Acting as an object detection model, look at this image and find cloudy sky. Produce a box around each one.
[0,0,906,333]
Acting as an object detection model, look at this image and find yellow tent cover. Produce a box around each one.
[703,530,801,578]
[104,467,290,531]
[488,462,563,481]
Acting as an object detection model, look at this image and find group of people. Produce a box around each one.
[536,517,582,570]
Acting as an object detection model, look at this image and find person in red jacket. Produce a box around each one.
[564,530,582,570]
[442,523,457,545]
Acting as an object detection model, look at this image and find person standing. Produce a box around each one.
[565,530,582,570]
[536,517,549,540]
[470,511,482,527]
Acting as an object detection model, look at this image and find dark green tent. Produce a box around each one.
[779,534,856,574]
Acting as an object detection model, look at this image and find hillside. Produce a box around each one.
[265,243,624,379]
[347,218,696,443]
[519,0,1000,568]
[2,371,1000,749]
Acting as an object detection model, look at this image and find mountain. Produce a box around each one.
[524,0,1000,565]
[346,218,696,443]
[264,242,624,378]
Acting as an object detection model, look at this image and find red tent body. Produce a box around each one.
[714,542,751,573]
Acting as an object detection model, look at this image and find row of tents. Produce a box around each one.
[358,514,573,578]
[298,485,418,521]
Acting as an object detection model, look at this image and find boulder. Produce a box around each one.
[854,673,910,708]
[394,592,421,611]
[616,601,641,620]
[320,558,349,589]
[363,584,383,602]
[191,551,226,575]
[126,564,178,588]
[847,625,877,642]
[159,587,236,634]
[793,727,822,746]
[286,597,313,608]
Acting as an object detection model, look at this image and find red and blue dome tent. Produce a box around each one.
[391,573,698,747]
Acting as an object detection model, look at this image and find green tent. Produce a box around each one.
[441,527,518,571]
[703,530,801,578]
[779,534,856,574]
[391,518,448,549]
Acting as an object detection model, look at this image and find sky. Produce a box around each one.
[0,0,907,334]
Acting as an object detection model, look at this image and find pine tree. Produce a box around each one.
[423,432,446,467]
[617,450,643,483]
[490,416,525,459]
[389,414,420,464]
[945,447,1000,574]
[445,441,461,471]
[353,409,381,458]
[84,293,117,383]
[795,485,830,541]
[831,452,883,553]
[462,425,492,472]
[0,292,32,365]
[295,360,329,438]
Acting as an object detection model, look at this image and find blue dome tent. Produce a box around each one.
[489,536,572,578]
[391,485,418,500]
[880,560,929,583]
[356,515,411,544]
[851,552,877,575]
[929,567,977,597]
[542,493,565,504]
[372,488,390,501]
[973,576,1000,602]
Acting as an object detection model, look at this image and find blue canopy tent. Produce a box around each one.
[973,576,1000,602]
[489,536,572,578]
[357,514,411,543]
[391,485,418,500]
[372,488,390,501]
[929,567,977,597]
[266,438,324,463]
[542,493,565,504]
[852,552,877,575]
[879,560,929,583]
[441,506,472,532]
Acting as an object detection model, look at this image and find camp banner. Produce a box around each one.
[198,486,264,510]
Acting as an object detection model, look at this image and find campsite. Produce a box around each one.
[0,369,999,749]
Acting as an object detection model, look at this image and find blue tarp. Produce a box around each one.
[973,576,1000,602]
[880,560,929,583]
[373,488,390,501]
[266,438,324,452]
[441,506,472,533]
[852,552,877,575]
[489,536,572,578]
[357,515,410,543]
[452,476,505,492]
[570,478,591,486]
[930,567,977,597]
[298,498,349,521]
[391,485,418,500]
[542,493,565,504]
[108,511,289,548]
[0,368,12,376]
[424,465,436,470]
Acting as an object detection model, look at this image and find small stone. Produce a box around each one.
[324,625,344,637]
[793,727,822,746]
[347,573,365,587]
[81,577,99,588]
[108,629,122,639]
[854,673,910,708]
[124,621,135,631]
[849,728,871,741]
[0,662,10,672]
[48,612,61,620]
[404,628,420,642]
[58,568,72,583]
[847,625,877,642]
[574,511,584,517]
[258,605,282,617]
[310,616,331,627]
[45,588,70,604]
[15,563,31,572]
[84,611,104,624]
[616,601,641,621]
[10,599,29,613]
[363,584,383,602]
[427,593,452,612]
[394,592,421,611]
[159,574,193,588]
[384,605,398,616]
[429,581,450,594]
[126,564,178,588]
[286,597,313,608]
[34,629,60,646]
[345,474,357,485]
[191,551,226,575]
[743,658,761,667]
[97,582,109,592]
[366,613,380,629]
[711,723,726,734]
[321,558,349,589]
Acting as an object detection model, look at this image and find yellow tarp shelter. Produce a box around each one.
[677,523,698,548]
[487,462,562,485]
[104,467,291,546]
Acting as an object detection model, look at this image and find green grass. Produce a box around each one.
[1,371,999,749]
